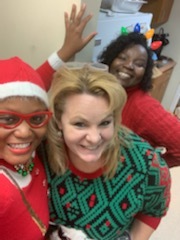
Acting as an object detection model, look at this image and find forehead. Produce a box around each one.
[64,93,109,107]
[122,44,148,58]
[0,96,47,111]
[62,93,110,117]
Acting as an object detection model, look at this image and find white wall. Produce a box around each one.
[157,0,180,109]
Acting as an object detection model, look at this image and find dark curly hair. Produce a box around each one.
[98,32,154,91]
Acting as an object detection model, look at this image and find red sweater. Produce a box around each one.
[36,61,54,91]
[37,62,180,168]
[122,86,180,167]
[0,154,49,240]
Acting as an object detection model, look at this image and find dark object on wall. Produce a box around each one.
[140,0,174,28]
[152,28,169,59]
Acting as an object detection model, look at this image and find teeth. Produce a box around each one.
[118,72,130,79]
[9,143,30,149]
[84,146,99,150]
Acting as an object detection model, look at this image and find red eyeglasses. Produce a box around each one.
[0,111,52,129]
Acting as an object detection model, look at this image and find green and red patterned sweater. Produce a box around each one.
[44,130,171,240]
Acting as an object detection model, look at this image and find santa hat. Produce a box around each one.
[0,56,49,107]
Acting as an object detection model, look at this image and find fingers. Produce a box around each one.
[65,3,93,33]
[69,4,77,22]
[64,12,69,29]
[65,3,86,28]
[70,3,90,26]
[75,3,86,24]
[63,3,97,45]
[83,32,97,45]
[78,13,93,31]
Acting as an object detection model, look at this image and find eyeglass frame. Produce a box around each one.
[0,110,52,129]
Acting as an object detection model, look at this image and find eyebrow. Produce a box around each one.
[72,113,113,122]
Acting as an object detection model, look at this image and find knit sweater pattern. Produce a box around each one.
[45,131,171,240]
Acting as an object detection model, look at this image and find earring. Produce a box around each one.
[57,130,63,139]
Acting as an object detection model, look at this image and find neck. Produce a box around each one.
[69,157,103,174]
[14,152,35,176]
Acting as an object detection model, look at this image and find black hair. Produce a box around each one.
[98,32,154,91]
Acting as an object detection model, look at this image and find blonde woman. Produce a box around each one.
[44,66,171,240]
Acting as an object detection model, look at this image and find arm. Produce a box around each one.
[129,145,171,240]
[128,95,180,167]
[140,102,180,167]
[130,219,154,240]
[36,3,97,90]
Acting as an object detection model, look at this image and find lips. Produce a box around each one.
[8,142,32,154]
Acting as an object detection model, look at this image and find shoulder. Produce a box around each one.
[127,89,160,108]
[119,128,168,173]
[119,129,171,210]
[123,89,160,124]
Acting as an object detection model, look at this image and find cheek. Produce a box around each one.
[35,126,47,139]
[136,68,145,78]
[0,130,9,141]
[102,126,114,141]
[0,131,8,154]
[109,60,117,72]
[62,128,81,145]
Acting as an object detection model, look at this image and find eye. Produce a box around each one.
[100,119,112,127]
[0,114,19,125]
[30,114,47,125]
[74,122,86,128]
[117,54,126,61]
[134,61,146,68]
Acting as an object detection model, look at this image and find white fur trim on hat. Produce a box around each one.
[0,57,49,107]
[0,81,49,106]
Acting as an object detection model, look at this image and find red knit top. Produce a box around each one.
[122,85,180,167]
[0,154,49,240]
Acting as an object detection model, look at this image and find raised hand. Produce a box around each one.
[57,3,97,61]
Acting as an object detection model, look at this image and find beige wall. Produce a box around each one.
[0,0,80,67]
[0,0,102,67]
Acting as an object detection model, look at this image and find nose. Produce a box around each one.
[86,127,102,143]
[124,60,134,69]
[14,120,33,138]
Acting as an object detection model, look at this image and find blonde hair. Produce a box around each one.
[47,66,129,178]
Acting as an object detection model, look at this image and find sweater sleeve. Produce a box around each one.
[36,52,64,91]
[135,150,171,229]
[126,95,180,168]
[36,61,54,91]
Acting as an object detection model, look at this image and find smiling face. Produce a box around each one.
[0,97,48,166]
[109,44,148,88]
[58,93,114,172]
